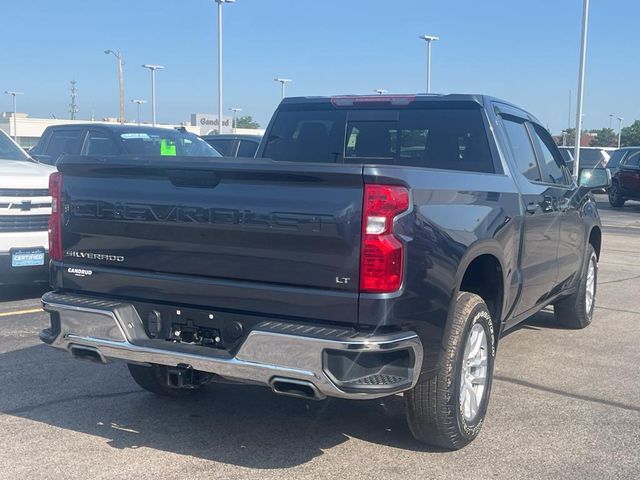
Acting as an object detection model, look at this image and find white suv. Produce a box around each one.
[0,130,55,285]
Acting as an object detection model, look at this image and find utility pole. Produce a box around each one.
[131,99,147,126]
[617,117,624,148]
[229,107,241,133]
[609,114,613,129]
[573,0,589,180]
[4,91,23,141]
[69,80,78,120]
[216,0,236,134]
[274,78,292,100]
[419,35,439,93]
[105,50,125,123]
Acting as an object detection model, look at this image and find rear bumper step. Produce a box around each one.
[41,292,423,400]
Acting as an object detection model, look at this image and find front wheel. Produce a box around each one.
[554,244,598,329]
[405,292,496,450]
[608,183,625,207]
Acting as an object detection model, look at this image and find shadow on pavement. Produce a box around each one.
[0,344,443,469]
[0,284,49,303]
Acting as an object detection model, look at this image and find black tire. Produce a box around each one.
[554,244,598,329]
[405,292,496,450]
[127,363,203,397]
[608,182,625,208]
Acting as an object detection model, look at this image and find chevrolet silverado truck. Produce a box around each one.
[0,129,55,285]
[40,94,610,450]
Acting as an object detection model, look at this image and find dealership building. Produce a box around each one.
[0,112,264,149]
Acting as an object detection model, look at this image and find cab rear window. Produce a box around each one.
[262,107,495,173]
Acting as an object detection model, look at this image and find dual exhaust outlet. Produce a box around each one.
[69,344,323,401]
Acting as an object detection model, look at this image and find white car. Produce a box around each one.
[0,130,55,285]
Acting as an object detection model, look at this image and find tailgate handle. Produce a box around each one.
[167,170,220,188]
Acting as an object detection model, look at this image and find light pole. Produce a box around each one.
[216,0,236,134]
[573,0,589,180]
[617,117,624,148]
[104,50,125,124]
[229,107,242,133]
[274,78,292,100]
[374,89,388,95]
[131,99,147,126]
[142,64,164,127]
[609,114,613,129]
[4,91,23,141]
[419,34,439,93]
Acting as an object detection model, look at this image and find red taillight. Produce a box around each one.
[48,172,63,261]
[360,184,409,293]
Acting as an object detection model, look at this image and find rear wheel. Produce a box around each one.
[554,244,598,329]
[405,292,495,450]
[127,363,204,397]
[608,182,625,207]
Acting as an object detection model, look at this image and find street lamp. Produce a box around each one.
[573,0,589,179]
[617,117,624,148]
[104,50,125,124]
[4,91,23,142]
[419,34,439,93]
[274,78,292,100]
[131,99,147,126]
[229,107,242,133]
[609,114,614,129]
[374,89,388,95]
[141,64,164,127]
[216,0,236,135]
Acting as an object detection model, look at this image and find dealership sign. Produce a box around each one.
[191,113,232,133]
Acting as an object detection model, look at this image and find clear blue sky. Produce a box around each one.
[1,0,637,133]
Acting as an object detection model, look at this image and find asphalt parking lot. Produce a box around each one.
[0,197,638,480]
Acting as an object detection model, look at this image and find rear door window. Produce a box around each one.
[237,139,259,157]
[624,151,640,167]
[45,129,84,160]
[206,138,235,156]
[501,117,541,182]
[82,130,120,156]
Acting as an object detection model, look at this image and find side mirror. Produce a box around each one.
[579,168,612,190]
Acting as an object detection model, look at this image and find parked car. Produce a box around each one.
[606,146,640,177]
[0,129,55,285]
[559,146,611,173]
[40,94,608,450]
[608,147,640,207]
[29,124,221,165]
[201,134,262,158]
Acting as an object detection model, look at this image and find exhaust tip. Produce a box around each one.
[271,377,323,401]
[69,345,106,363]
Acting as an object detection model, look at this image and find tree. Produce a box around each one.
[620,120,640,147]
[589,128,617,147]
[235,115,260,129]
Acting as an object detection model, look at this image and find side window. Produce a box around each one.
[82,130,119,156]
[624,151,640,167]
[207,138,234,156]
[237,139,259,157]
[45,129,84,160]
[501,117,541,182]
[530,125,569,185]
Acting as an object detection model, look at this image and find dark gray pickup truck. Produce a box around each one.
[40,94,610,450]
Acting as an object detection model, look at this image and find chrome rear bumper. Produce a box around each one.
[41,292,423,400]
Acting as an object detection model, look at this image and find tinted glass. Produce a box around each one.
[206,138,234,156]
[264,107,494,172]
[46,129,84,160]
[83,131,119,156]
[607,149,626,169]
[578,149,605,167]
[237,139,259,157]
[263,110,347,163]
[501,118,541,182]
[625,151,640,167]
[0,130,30,161]
[531,125,568,185]
[120,129,221,157]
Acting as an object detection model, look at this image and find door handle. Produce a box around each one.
[526,203,540,215]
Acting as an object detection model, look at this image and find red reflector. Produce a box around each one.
[331,95,416,107]
[48,172,63,261]
[360,184,409,293]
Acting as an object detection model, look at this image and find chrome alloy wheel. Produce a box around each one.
[460,323,488,422]
[585,253,597,313]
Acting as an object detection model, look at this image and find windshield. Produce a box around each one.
[0,130,30,161]
[119,130,221,157]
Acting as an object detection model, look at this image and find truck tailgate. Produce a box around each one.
[57,157,364,323]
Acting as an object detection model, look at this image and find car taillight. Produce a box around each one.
[48,172,62,261]
[360,184,409,293]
